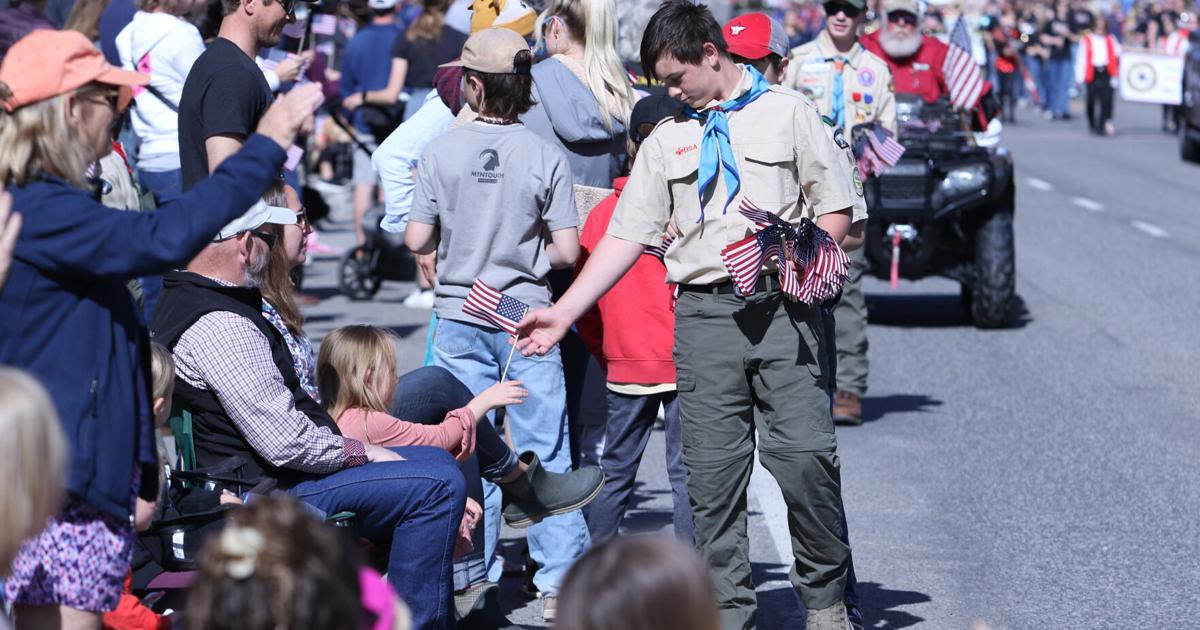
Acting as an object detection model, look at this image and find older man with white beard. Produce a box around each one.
[860,0,950,103]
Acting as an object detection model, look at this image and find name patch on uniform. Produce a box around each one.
[913,63,930,71]
[858,68,875,87]
[675,144,698,156]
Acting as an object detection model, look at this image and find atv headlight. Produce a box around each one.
[939,164,989,197]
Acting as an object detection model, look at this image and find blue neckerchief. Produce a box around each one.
[825,56,847,129]
[683,66,771,223]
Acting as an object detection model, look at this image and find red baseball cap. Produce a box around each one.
[0,29,147,113]
[723,13,790,60]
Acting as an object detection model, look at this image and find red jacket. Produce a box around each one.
[862,30,994,128]
[861,30,950,103]
[575,178,676,385]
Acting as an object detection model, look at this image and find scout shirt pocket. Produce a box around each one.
[663,149,701,223]
[737,142,799,206]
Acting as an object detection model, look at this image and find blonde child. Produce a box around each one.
[0,368,67,576]
[316,325,603,528]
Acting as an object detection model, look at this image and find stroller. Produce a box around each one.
[337,206,417,300]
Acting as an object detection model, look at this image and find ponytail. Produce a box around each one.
[406,0,447,43]
[540,0,636,131]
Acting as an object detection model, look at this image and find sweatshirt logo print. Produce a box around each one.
[473,149,503,183]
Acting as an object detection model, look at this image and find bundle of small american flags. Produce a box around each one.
[720,199,852,305]
[852,122,906,178]
[462,279,530,336]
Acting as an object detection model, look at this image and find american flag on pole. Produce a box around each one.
[944,17,985,110]
[462,280,530,336]
[719,199,852,304]
[853,123,905,177]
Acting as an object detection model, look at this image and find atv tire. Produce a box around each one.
[1181,122,1200,163]
[971,193,1015,329]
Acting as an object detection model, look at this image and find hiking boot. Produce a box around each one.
[832,391,864,426]
[806,601,851,630]
[541,596,557,623]
[500,451,603,529]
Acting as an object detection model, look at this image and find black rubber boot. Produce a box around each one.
[499,451,603,528]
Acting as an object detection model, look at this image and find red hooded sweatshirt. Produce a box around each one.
[576,177,676,386]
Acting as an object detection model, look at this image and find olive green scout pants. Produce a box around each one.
[673,288,851,630]
[833,247,869,397]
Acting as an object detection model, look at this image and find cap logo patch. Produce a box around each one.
[730,25,747,35]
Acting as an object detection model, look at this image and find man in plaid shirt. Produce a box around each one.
[151,201,466,630]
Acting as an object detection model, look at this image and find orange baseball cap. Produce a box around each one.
[0,29,148,113]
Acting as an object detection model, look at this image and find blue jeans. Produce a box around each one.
[586,390,693,545]
[1048,57,1073,116]
[136,167,181,320]
[289,446,466,630]
[389,366,520,589]
[431,318,591,596]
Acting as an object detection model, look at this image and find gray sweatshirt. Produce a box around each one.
[521,57,627,190]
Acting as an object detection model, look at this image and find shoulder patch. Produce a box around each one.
[832,126,850,150]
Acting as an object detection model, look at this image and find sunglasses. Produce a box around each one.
[282,0,297,16]
[80,86,120,111]
[888,12,919,26]
[824,2,863,18]
[296,206,309,227]
[249,229,278,249]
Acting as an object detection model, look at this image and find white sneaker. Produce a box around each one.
[403,289,435,309]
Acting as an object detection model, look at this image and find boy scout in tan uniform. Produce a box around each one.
[516,4,864,629]
[618,74,858,630]
[784,0,897,426]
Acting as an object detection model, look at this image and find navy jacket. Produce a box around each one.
[0,134,285,521]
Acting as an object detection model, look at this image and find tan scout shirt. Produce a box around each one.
[607,68,859,286]
[785,31,897,138]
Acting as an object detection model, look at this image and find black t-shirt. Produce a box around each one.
[1068,8,1094,34]
[1042,17,1073,59]
[178,38,273,191]
[390,25,468,89]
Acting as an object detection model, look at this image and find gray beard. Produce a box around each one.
[880,28,924,59]
[243,249,269,288]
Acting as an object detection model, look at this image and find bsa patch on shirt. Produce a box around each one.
[858,68,875,87]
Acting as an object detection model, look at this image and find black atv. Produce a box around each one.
[862,95,1016,329]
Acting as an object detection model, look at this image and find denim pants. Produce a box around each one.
[289,446,466,630]
[1049,57,1073,116]
[586,390,693,545]
[389,366,520,589]
[431,318,591,596]
[135,167,181,321]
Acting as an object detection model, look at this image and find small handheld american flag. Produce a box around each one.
[945,17,985,110]
[852,123,905,177]
[462,280,530,336]
[645,235,675,262]
[719,199,852,305]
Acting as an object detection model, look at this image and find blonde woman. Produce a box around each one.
[0,369,67,630]
[0,29,317,628]
[525,0,636,191]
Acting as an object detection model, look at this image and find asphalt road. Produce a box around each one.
[298,99,1200,629]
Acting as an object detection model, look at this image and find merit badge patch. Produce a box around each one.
[858,68,875,87]
[852,166,864,197]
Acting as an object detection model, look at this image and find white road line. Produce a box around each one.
[1131,220,1169,238]
[1071,196,1104,212]
[1026,177,1054,191]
